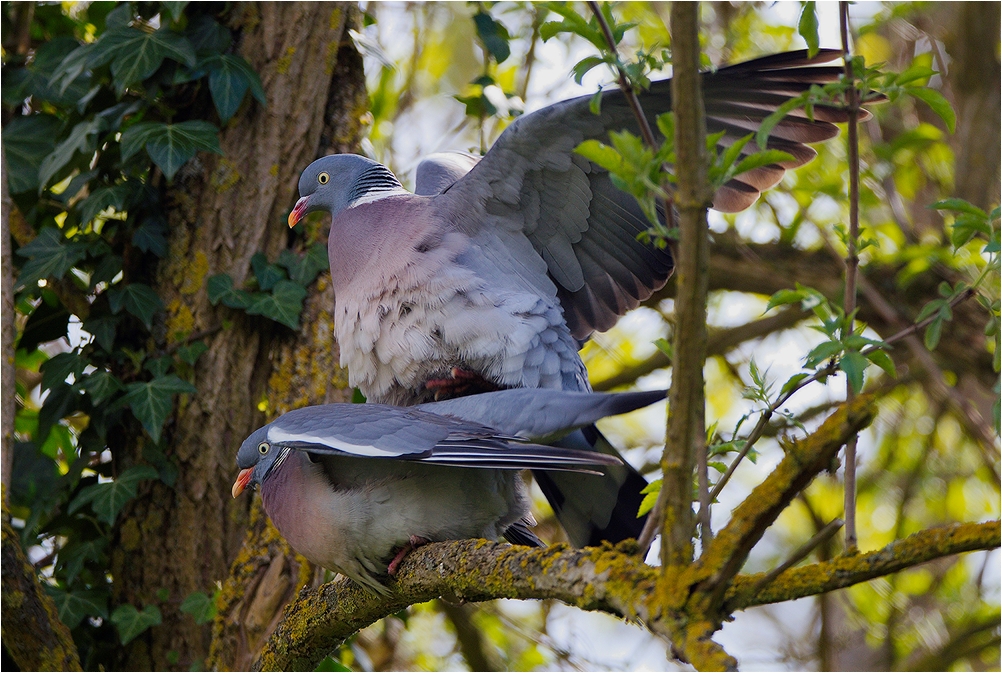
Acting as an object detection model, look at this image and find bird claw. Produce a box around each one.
[387,535,430,576]
[425,368,501,401]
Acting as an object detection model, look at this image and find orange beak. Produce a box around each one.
[232,468,253,498]
[288,196,310,228]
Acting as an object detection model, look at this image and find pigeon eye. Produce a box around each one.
[318,172,330,185]
[258,442,270,455]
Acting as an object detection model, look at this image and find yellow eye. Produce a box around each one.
[258,442,270,455]
[318,172,330,185]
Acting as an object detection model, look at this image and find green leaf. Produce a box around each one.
[766,289,804,312]
[206,274,253,309]
[473,11,511,63]
[69,465,159,525]
[40,352,86,392]
[924,317,943,351]
[797,2,819,57]
[572,56,606,84]
[839,350,868,394]
[81,370,124,405]
[931,198,988,218]
[38,119,102,190]
[176,341,208,366]
[88,27,196,95]
[653,337,673,359]
[574,139,625,173]
[82,315,118,352]
[276,245,329,286]
[251,253,287,291]
[637,478,661,517]
[120,121,222,180]
[865,349,897,378]
[133,218,169,257]
[19,298,70,352]
[111,604,163,645]
[46,587,109,630]
[121,375,197,442]
[805,339,843,368]
[108,283,164,329]
[780,372,810,396]
[906,87,956,134]
[206,54,264,122]
[180,592,216,625]
[313,656,352,672]
[733,150,795,177]
[78,183,131,225]
[756,93,809,149]
[162,2,189,22]
[3,114,62,193]
[916,298,945,323]
[15,227,90,291]
[245,281,308,330]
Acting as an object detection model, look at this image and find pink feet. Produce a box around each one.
[425,368,501,401]
[387,535,430,576]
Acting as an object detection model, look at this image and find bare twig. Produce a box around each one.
[840,0,862,551]
[751,518,844,595]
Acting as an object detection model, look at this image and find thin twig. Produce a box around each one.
[586,0,677,232]
[840,0,861,551]
[708,283,977,502]
[751,518,844,595]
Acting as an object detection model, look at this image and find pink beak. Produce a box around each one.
[288,196,310,228]
[232,467,253,498]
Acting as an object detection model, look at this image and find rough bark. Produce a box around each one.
[1,149,13,501]
[2,507,82,671]
[112,4,363,670]
[661,1,712,566]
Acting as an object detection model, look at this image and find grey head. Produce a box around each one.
[287,154,404,227]
[231,424,278,497]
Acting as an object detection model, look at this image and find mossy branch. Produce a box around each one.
[690,395,876,606]
[252,541,660,671]
[727,519,1001,610]
[1,502,82,671]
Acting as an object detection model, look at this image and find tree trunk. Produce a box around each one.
[112,4,366,669]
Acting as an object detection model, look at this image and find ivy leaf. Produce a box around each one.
[19,298,70,352]
[245,280,307,330]
[276,244,329,286]
[80,370,124,405]
[87,27,196,95]
[120,121,222,180]
[46,587,109,630]
[205,54,266,122]
[108,283,164,329]
[120,375,196,442]
[251,253,287,291]
[15,227,90,291]
[55,538,109,585]
[206,274,253,309]
[78,183,132,225]
[82,315,119,353]
[133,217,169,257]
[40,351,86,392]
[162,2,189,22]
[69,464,159,525]
[3,114,62,193]
[37,118,103,191]
[176,341,208,366]
[180,592,216,625]
[111,604,163,645]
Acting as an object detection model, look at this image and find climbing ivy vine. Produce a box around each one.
[3,2,322,663]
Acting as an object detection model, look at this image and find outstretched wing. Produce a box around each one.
[440,49,860,339]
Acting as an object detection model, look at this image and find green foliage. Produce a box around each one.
[2,3,274,664]
[180,591,217,625]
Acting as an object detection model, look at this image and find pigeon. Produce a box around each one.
[231,388,665,594]
[287,49,870,546]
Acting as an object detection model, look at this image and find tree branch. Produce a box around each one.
[728,520,1001,610]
